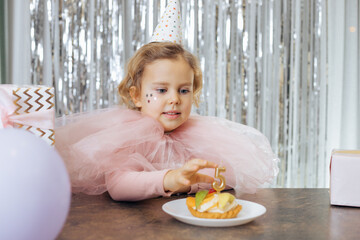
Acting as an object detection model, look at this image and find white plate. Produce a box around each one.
[162,199,266,227]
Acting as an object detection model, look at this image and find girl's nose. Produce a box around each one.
[168,92,180,105]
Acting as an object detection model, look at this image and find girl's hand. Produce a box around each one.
[163,159,218,193]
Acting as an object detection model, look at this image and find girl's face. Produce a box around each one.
[131,57,194,132]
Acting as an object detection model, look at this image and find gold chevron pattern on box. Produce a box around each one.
[12,86,55,146]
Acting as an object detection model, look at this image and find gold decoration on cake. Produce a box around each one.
[212,167,226,193]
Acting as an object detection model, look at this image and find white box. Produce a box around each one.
[330,150,360,207]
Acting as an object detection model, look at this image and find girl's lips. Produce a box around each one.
[162,111,181,119]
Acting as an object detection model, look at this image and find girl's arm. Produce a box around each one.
[105,169,172,201]
[105,158,218,201]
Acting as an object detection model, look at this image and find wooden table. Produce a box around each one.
[57,189,360,240]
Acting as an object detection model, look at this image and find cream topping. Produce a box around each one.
[193,193,238,213]
[197,194,219,212]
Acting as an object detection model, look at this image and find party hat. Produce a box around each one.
[150,0,183,44]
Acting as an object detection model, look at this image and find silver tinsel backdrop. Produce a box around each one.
[29,0,328,188]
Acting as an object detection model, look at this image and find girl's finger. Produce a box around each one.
[178,176,191,186]
[185,159,218,170]
[191,173,214,184]
[181,163,200,174]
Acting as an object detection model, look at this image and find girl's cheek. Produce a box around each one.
[145,92,158,104]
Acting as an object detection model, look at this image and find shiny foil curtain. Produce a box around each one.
[29,0,328,188]
[0,1,6,84]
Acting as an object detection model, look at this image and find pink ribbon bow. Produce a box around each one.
[0,85,54,129]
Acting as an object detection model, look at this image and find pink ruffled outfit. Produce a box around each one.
[55,107,278,201]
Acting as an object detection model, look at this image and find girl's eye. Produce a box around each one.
[179,89,190,94]
[156,88,167,93]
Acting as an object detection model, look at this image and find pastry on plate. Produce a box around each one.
[186,189,242,219]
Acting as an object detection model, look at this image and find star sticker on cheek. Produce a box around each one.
[146,93,154,103]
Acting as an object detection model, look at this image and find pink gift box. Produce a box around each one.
[330,150,360,207]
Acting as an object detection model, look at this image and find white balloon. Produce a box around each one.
[0,128,71,240]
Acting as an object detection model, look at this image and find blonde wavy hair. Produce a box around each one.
[118,42,203,110]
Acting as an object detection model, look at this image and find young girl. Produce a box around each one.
[55,42,278,201]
